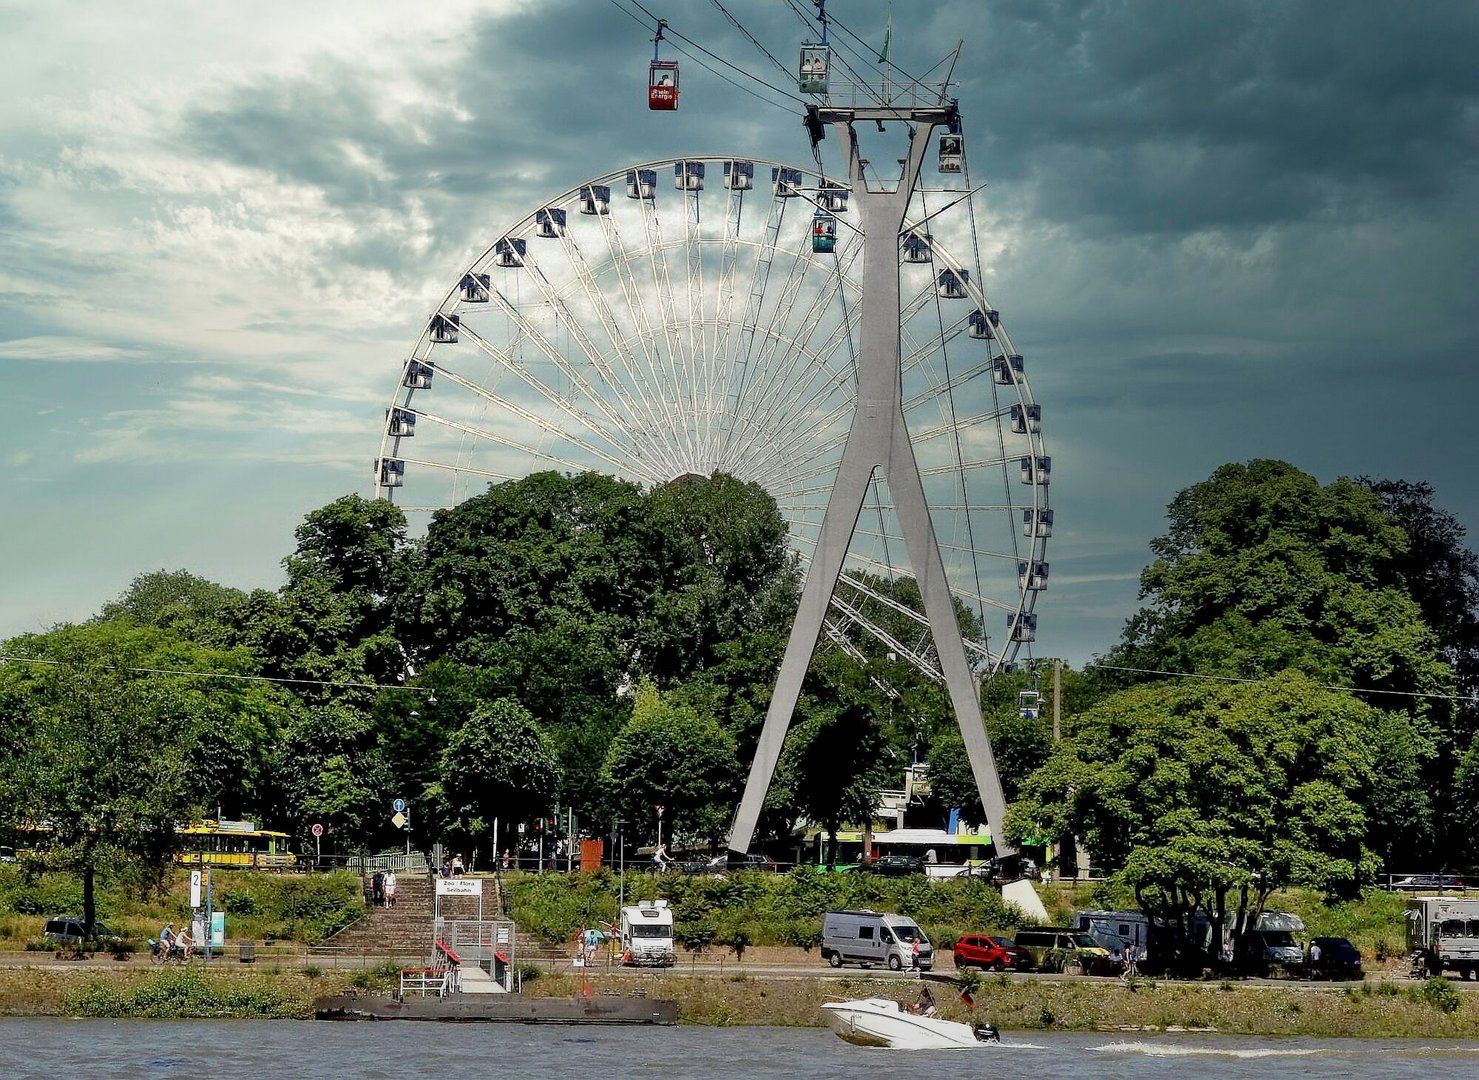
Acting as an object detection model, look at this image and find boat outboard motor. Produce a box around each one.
[972,1021,1001,1043]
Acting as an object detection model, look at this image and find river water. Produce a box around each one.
[1,1019,1477,1078]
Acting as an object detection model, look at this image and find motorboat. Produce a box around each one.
[820,996,1000,1050]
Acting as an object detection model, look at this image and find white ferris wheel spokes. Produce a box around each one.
[375,155,1049,675]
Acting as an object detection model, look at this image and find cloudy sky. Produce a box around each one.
[2,0,1476,667]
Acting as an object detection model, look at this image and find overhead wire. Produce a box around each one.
[0,653,435,695]
[1091,663,1479,706]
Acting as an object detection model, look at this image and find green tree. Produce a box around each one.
[600,683,740,848]
[97,569,245,644]
[439,698,559,841]
[1008,672,1386,970]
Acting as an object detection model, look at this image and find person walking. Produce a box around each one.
[910,938,921,975]
[371,870,385,907]
[384,870,398,909]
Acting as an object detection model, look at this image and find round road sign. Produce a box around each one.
[393,798,407,813]
[311,823,324,837]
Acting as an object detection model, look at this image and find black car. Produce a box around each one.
[1310,936,1363,979]
[42,916,121,945]
[863,854,924,876]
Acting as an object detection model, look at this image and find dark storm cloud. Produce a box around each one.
[948,0,1479,234]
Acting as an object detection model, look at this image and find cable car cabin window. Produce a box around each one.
[939,134,964,174]
[799,45,830,94]
[812,211,836,253]
[649,61,679,110]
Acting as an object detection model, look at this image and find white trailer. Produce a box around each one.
[1407,896,1479,979]
[619,899,676,967]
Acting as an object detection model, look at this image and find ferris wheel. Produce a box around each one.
[374,155,1050,676]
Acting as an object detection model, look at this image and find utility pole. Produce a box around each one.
[1053,658,1062,743]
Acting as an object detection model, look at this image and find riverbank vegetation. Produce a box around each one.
[2,461,1476,970]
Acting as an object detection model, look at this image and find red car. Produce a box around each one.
[952,934,1030,971]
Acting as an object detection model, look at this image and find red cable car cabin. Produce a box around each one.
[649,61,679,110]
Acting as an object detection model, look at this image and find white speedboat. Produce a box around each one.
[820,996,1000,1050]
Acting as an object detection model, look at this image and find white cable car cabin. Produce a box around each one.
[429,314,459,344]
[1017,689,1042,719]
[1008,612,1037,643]
[460,273,490,303]
[967,309,998,339]
[649,60,679,111]
[939,133,964,174]
[812,210,837,254]
[799,44,830,94]
[403,360,434,389]
[993,354,1024,384]
[535,208,567,238]
[724,160,754,190]
[579,185,611,216]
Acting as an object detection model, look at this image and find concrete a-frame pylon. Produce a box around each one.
[728,106,1013,860]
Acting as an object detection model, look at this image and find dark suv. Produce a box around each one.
[43,917,120,945]
[1310,936,1363,980]
[952,934,1030,971]
[862,854,924,876]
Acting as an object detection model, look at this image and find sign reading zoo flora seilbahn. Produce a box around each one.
[435,878,483,897]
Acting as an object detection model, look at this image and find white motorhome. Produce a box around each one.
[1407,896,1479,979]
[619,899,676,967]
[1074,909,1150,961]
[821,909,934,971]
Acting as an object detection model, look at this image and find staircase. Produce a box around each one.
[314,874,435,958]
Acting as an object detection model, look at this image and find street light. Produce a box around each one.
[613,819,627,909]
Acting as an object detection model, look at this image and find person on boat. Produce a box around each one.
[915,985,937,1017]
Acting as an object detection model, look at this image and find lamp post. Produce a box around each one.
[614,819,627,909]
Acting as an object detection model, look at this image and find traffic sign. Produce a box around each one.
[392,811,408,829]
[311,823,324,837]
[393,798,407,813]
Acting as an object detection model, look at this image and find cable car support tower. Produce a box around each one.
[728,96,1015,864]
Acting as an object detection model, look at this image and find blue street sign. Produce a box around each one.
[393,798,407,813]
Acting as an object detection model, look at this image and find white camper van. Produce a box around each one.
[1407,896,1479,979]
[619,899,676,967]
[821,909,933,971]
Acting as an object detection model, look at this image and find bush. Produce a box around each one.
[1412,977,1461,1014]
[64,966,306,1018]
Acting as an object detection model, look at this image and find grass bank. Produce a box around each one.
[522,971,1479,1038]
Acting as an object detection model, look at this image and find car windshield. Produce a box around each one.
[891,923,925,943]
[629,924,670,938]
[1074,935,1100,949]
[1263,931,1297,948]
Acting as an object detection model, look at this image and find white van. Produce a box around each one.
[821,909,933,971]
[619,899,676,967]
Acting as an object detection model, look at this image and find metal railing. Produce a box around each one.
[397,965,456,998]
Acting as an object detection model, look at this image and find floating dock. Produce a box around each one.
[315,992,678,1024]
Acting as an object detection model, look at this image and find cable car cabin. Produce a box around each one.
[1017,690,1042,719]
[1010,403,1041,433]
[939,133,964,174]
[429,313,460,343]
[460,272,490,303]
[819,181,849,212]
[771,167,802,197]
[993,353,1025,384]
[675,161,705,190]
[936,269,969,299]
[1023,508,1054,538]
[799,44,830,94]
[377,457,405,488]
[403,359,434,389]
[812,210,837,253]
[724,160,754,190]
[627,169,657,200]
[649,61,679,110]
[967,309,999,338]
[579,185,611,216]
[494,237,525,268]
[535,207,567,238]
[1019,454,1051,485]
[387,407,416,437]
[902,231,932,264]
[1008,612,1037,643]
[1018,561,1049,591]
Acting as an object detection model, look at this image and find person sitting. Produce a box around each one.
[175,926,193,960]
[916,985,937,1017]
[158,923,175,955]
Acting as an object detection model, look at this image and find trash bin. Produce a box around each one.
[239,942,256,964]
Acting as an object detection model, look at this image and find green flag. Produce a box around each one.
[877,12,891,63]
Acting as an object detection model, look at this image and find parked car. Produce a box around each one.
[862,855,924,877]
[1012,928,1118,975]
[732,853,780,872]
[0,846,16,864]
[42,916,120,945]
[1392,874,1466,891]
[952,855,1040,885]
[1310,936,1363,980]
[952,934,1030,971]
